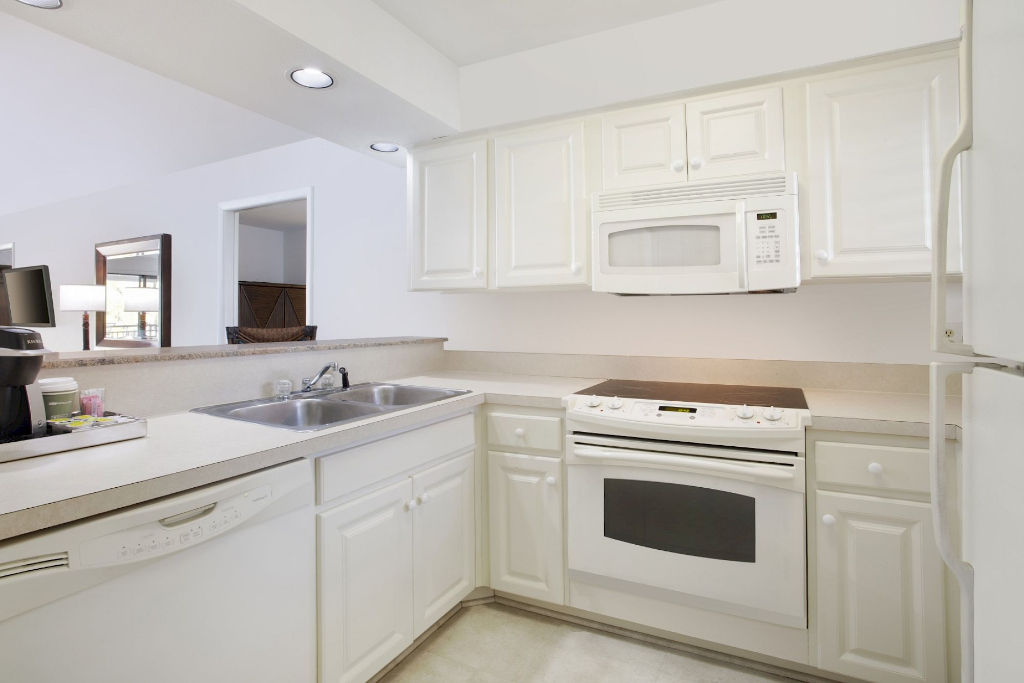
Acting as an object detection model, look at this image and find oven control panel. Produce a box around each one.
[566,395,808,430]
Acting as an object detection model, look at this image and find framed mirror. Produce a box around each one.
[95,234,171,347]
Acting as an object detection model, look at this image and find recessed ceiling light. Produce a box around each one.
[289,68,333,89]
[16,0,62,7]
[370,142,400,153]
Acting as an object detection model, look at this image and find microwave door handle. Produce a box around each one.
[572,445,795,483]
[736,202,748,290]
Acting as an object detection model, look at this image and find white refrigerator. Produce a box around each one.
[930,1,1024,682]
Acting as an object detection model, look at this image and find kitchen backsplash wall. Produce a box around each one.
[38,339,446,418]
[443,351,960,395]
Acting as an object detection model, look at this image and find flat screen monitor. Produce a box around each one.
[2,265,55,327]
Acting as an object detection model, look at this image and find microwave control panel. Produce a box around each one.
[752,211,783,266]
[745,197,799,290]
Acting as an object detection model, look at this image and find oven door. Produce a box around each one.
[567,439,806,628]
[592,199,746,294]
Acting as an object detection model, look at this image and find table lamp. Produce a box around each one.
[122,287,159,339]
[59,284,106,350]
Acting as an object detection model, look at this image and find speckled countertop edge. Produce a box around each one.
[42,336,448,369]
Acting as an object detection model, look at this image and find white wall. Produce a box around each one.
[0,136,945,365]
[0,14,306,217]
[238,224,285,283]
[282,231,307,286]
[459,0,960,130]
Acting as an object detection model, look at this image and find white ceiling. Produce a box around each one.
[0,14,308,217]
[239,200,307,232]
[371,0,724,65]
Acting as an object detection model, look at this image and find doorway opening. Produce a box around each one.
[219,188,313,342]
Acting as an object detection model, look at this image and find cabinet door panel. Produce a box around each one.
[806,57,961,276]
[686,87,785,180]
[319,479,414,683]
[412,452,475,637]
[409,140,488,289]
[816,491,946,683]
[601,102,687,189]
[494,122,588,287]
[488,451,564,604]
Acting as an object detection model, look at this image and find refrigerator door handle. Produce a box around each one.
[930,361,976,683]
[931,0,976,356]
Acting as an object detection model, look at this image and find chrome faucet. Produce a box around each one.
[301,362,350,392]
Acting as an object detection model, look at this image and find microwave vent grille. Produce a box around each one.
[596,174,791,211]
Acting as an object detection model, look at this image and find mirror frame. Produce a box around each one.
[95,234,171,348]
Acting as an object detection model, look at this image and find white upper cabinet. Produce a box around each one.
[601,102,687,189]
[599,87,784,190]
[806,56,962,277]
[685,87,786,181]
[408,140,488,290]
[493,121,589,287]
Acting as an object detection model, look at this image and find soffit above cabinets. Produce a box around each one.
[0,0,460,168]
[369,0,724,66]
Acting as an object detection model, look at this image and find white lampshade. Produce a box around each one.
[122,287,160,313]
[59,284,106,312]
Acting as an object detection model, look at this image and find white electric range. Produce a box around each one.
[562,380,813,661]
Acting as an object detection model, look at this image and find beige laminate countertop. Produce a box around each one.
[0,371,956,542]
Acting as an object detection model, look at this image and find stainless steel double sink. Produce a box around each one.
[191,383,470,431]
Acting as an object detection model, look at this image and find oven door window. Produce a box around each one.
[603,479,755,562]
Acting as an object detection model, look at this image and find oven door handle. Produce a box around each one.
[572,445,798,484]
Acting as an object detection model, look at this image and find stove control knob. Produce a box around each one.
[763,406,783,421]
[736,404,754,419]
[609,397,624,410]
[585,395,603,408]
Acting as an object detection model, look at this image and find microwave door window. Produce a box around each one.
[603,479,756,562]
[608,224,722,268]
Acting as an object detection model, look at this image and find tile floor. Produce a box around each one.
[380,603,801,682]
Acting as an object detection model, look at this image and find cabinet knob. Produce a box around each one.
[867,462,884,475]
[822,514,836,526]
[814,249,832,264]
[570,261,582,275]
[513,427,525,437]
[545,475,557,485]
[472,267,483,277]
[405,499,419,511]
[417,493,430,505]
[689,157,704,170]
[671,159,686,173]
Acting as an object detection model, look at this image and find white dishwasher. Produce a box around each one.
[0,458,316,683]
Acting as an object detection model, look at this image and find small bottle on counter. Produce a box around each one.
[79,388,105,417]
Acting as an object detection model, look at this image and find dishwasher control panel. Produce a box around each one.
[77,485,275,568]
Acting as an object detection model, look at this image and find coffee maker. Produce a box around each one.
[0,327,48,442]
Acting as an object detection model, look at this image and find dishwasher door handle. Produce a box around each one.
[158,503,217,528]
[572,445,798,485]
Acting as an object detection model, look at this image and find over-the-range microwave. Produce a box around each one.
[591,173,799,295]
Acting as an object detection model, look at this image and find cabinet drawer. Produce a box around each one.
[487,412,563,454]
[318,413,475,505]
[815,440,930,495]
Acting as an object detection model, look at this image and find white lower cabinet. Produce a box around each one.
[816,491,946,683]
[318,451,475,683]
[412,453,476,635]
[811,432,950,683]
[488,451,564,604]
[319,479,414,683]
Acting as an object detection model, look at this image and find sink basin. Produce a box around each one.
[192,382,470,431]
[224,399,383,429]
[336,383,469,407]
